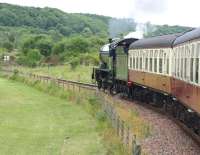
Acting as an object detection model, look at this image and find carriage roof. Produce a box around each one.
[129,33,181,49]
[173,28,199,46]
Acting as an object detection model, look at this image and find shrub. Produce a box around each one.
[17,49,42,67]
[69,57,79,69]
[96,111,106,122]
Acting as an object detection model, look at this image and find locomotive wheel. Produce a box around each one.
[97,80,102,89]
[109,85,115,95]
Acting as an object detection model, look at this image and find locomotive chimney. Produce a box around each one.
[108,38,112,43]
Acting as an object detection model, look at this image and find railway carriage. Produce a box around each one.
[128,34,180,104]
[171,29,200,132]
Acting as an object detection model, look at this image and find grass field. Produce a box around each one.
[0,78,106,155]
[12,65,93,83]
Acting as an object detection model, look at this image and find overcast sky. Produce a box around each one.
[0,0,199,27]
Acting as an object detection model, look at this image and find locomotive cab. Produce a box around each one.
[92,43,114,89]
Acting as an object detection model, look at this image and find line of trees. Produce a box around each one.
[0,3,193,67]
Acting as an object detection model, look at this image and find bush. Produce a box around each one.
[9,69,19,80]
[17,49,42,67]
[69,57,79,69]
[3,41,13,52]
[96,111,106,122]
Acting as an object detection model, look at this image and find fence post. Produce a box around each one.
[57,80,59,87]
[121,120,124,143]
[126,126,130,148]
[132,135,141,155]
[135,145,141,155]
[132,135,136,155]
[117,116,120,136]
[111,109,115,128]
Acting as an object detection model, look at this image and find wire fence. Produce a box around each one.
[97,92,141,155]
[1,69,141,155]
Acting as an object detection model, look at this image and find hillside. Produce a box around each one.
[144,23,192,38]
[0,3,193,67]
[0,3,110,36]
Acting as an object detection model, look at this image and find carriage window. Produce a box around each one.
[145,51,148,71]
[175,50,177,76]
[140,56,142,70]
[138,52,140,70]
[154,50,157,73]
[164,53,167,74]
[196,58,199,83]
[130,57,132,69]
[195,44,200,83]
[133,56,135,69]
[181,56,184,78]
[180,47,182,78]
[159,50,163,73]
[178,48,180,77]
[180,47,183,78]
[191,58,194,82]
[167,57,169,75]
[177,48,180,77]
[184,57,187,79]
[150,58,153,71]
[145,57,148,71]
[190,45,195,82]
[150,50,153,72]
[173,51,176,76]
[185,46,189,80]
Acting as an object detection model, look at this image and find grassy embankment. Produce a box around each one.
[9,65,152,141]
[0,70,130,155]
[0,78,107,155]
[12,65,93,83]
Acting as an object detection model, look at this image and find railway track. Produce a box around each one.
[127,98,200,147]
[57,78,97,89]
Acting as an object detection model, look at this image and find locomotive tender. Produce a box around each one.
[92,28,200,134]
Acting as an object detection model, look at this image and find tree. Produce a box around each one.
[17,49,42,67]
[21,35,53,56]
[3,41,13,52]
[82,27,93,36]
[144,22,192,37]
[52,41,65,55]
[26,49,42,67]
[36,38,53,57]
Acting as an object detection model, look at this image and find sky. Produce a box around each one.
[0,0,199,27]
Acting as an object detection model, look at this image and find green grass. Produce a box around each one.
[12,65,93,83]
[0,78,106,155]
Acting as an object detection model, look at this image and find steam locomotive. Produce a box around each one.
[92,28,200,135]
